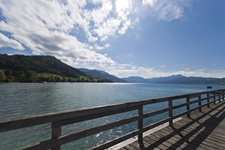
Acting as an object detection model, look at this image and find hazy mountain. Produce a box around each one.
[122,76,147,83]
[123,75,184,83]
[123,74,225,84]
[78,68,126,82]
[147,75,185,83]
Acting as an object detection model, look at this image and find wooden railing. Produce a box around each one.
[0,89,225,150]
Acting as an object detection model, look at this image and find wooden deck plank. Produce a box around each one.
[143,136,162,150]
[140,139,151,148]
[123,144,139,150]
[163,128,216,150]
[175,122,225,139]
[158,122,218,149]
[120,101,225,150]
[162,129,207,150]
[174,121,225,144]
[148,135,170,150]
[157,129,199,150]
[174,117,225,143]
[118,148,128,150]
[171,124,223,149]
[173,119,225,148]
[150,134,172,148]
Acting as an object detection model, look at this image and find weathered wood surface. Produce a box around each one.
[120,100,225,150]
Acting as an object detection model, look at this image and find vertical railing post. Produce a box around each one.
[213,93,216,105]
[222,91,225,101]
[207,93,210,108]
[198,95,202,112]
[186,97,190,118]
[168,98,173,126]
[51,122,61,150]
[138,105,143,144]
[219,94,221,102]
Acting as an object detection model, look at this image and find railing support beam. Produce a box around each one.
[198,95,202,112]
[168,98,173,126]
[207,93,210,108]
[186,97,190,118]
[51,122,62,150]
[223,92,225,101]
[138,106,143,144]
[213,94,216,105]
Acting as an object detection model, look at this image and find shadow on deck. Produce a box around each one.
[121,102,225,150]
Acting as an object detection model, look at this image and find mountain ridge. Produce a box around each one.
[78,68,126,82]
[123,74,225,84]
[1,54,225,84]
[0,54,111,82]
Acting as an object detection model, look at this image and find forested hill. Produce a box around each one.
[0,54,110,82]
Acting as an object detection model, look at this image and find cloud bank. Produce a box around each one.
[1,0,220,78]
[0,33,24,50]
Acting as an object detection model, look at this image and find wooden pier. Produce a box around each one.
[119,100,225,150]
[0,89,225,150]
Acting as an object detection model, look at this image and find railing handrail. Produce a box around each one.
[0,89,225,150]
[0,89,223,130]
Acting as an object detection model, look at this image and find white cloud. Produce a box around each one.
[0,33,24,50]
[142,0,157,7]
[0,0,121,65]
[93,18,121,39]
[115,0,132,19]
[93,43,111,50]
[118,19,131,34]
[142,0,190,21]
[0,0,137,64]
[89,0,113,25]
[104,43,110,48]
[88,0,134,41]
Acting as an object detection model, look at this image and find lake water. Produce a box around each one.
[0,83,224,149]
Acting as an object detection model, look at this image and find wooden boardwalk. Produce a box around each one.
[119,101,225,150]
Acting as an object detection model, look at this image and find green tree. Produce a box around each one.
[25,70,38,82]
[15,74,25,82]
[0,69,6,81]
[5,69,12,76]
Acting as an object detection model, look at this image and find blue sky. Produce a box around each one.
[0,0,225,78]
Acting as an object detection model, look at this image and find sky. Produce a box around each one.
[0,0,225,78]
